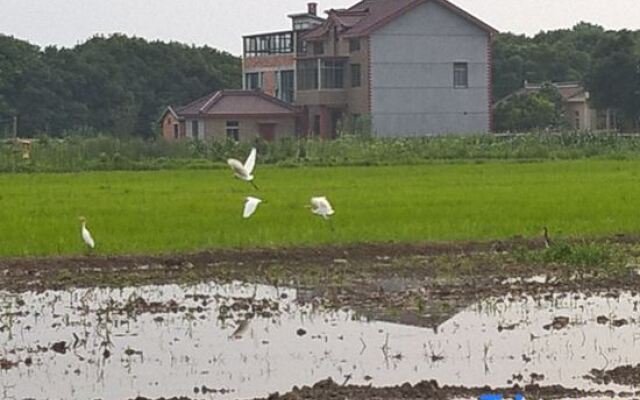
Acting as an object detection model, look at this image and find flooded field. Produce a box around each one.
[1,280,640,399]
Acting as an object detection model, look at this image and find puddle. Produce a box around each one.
[1,282,640,399]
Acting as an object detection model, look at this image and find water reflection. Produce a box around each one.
[0,282,639,399]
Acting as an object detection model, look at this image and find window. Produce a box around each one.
[349,38,361,52]
[173,124,179,139]
[191,120,199,139]
[294,21,311,31]
[226,121,239,141]
[350,64,361,87]
[453,62,468,88]
[243,32,294,57]
[296,38,307,55]
[245,72,262,90]
[297,59,318,90]
[278,70,295,103]
[312,41,324,55]
[321,59,345,89]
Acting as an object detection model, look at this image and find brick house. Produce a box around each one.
[242,0,497,138]
[160,90,298,142]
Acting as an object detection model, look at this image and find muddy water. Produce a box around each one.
[1,282,639,399]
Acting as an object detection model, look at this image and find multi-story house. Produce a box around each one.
[242,0,497,138]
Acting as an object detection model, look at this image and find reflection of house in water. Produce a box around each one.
[521,81,617,131]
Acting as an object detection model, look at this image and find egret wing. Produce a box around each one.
[82,227,95,248]
[244,148,257,175]
[243,197,262,218]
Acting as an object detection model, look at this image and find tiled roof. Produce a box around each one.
[174,90,297,117]
[494,82,588,107]
[524,82,586,101]
[304,0,497,40]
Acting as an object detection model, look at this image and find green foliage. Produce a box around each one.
[494,84,566,132]
[1,159,640,257]
[494,25,640,130]
[492,23,607,100]
[0,34,241,138]
[585,30,640,130]
[539,242,613,266]
[5,132,640,172]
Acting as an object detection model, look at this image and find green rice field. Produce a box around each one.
[0,159,639,257]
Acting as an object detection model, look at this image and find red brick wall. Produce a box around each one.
[243,54,295,69]
[262,71,277,97]
[243,55,295,98]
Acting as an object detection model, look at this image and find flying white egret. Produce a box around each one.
[243,196,263,218]
[79,216,95,251]
[227,147,258,189]
[309,196,335,219]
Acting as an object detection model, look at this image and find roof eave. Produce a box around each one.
[342,0,498,38]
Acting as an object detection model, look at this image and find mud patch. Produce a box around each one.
[586,364,640,386]
[255,378,631,400]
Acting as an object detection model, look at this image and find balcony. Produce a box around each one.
[295,58,348,106]
[243,31,294,57]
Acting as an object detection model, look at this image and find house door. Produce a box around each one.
[258,123,276,142]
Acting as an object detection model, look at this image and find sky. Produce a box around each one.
[1,0,640,56]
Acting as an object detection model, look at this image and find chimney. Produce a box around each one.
[308,2,317,16]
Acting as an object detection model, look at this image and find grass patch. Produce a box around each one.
[514,241,627,276]
[1,159,640,257]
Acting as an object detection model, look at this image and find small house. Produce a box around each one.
[161,90,299,141]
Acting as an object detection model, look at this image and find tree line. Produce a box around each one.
[493,23,640,131]
[0,34,241,138]
[0,24,639,137]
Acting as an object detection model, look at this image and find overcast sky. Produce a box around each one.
[1,0,639,55]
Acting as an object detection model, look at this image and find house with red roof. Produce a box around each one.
[160,90,298,141]
[165,0,497,141]
[243,0,497,138]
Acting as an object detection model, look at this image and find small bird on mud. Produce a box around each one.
[543,226,551,248]
[227,147,258,190]
[243,196,262,218]
[79,216,95,252]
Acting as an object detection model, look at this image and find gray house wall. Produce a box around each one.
[370,1,491,136]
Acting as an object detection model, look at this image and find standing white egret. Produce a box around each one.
[243,196,263,218]
[309,196,335,219]
[79,216,95,251]
[227,147,258,189]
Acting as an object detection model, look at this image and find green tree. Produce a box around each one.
[585,30,640,130]
[0,33,241,137]
[494,84,566,132]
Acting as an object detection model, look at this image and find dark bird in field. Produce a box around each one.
[543,226,551,248]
